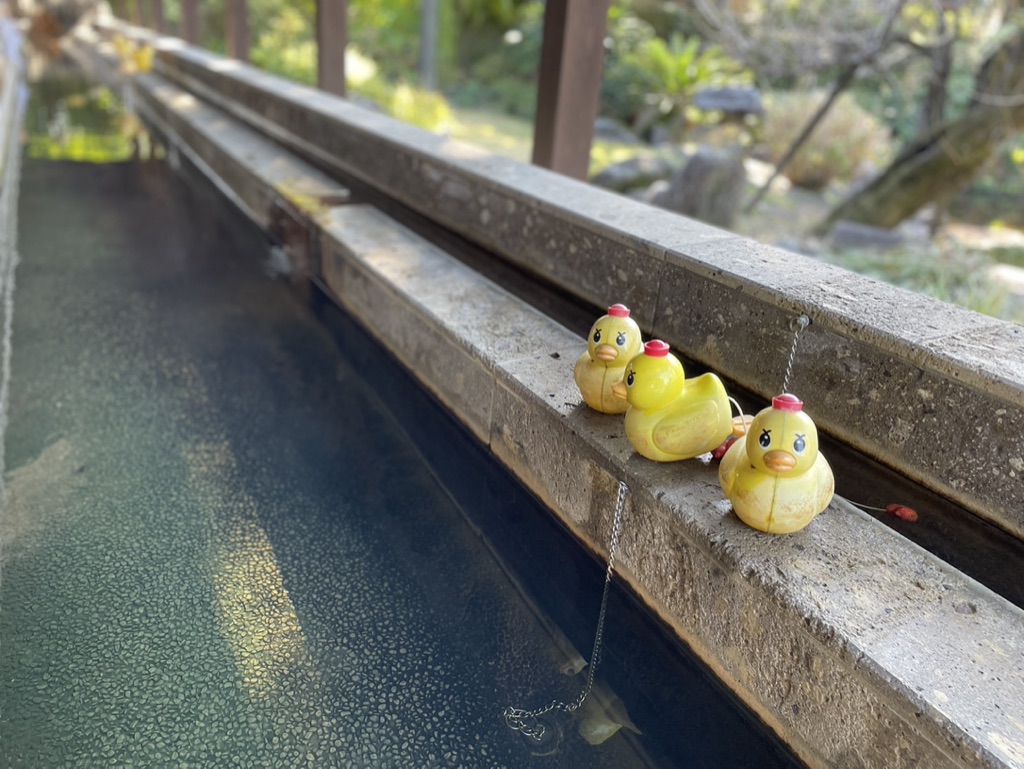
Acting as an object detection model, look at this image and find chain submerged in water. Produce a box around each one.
[503,480,629,742]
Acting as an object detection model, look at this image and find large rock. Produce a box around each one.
[693,87,764,117]
[829,220,906,251]
[649,145,746,228]
[590,155,676,193]
[593,116,640,145]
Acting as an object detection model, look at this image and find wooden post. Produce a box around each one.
[531,0,611,180]
[317,0,347,96]
[151,0,164,33]
[132,0,145,26]
[226,0,249,62]
[181,0,200,44]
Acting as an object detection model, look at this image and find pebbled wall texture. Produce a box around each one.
[76,20,1024,769]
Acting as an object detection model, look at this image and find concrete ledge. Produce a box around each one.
[73,21,1024,769]
[95,19,1024,541]
[64,27,349,234]
[133,75,350,228]
[318,204,1024,769]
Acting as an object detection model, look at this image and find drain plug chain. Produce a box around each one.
[782,314,810,394]
[503,481,629,742]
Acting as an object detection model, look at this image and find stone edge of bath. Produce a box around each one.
[97,18,1024,543]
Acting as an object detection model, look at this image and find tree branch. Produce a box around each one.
[744,0,910,214]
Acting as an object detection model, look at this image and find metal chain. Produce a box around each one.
[782,315,810,394]
[503,481,629,742]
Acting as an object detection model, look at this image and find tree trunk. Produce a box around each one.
[818,26,1024,233]
[915,10,953,139]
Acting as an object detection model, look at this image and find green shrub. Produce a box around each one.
[455,2,543,117]
[602,24,754,141]
[347,0,422,79]
[248,8,452,134]
[758,91,891,190]
[391,84,453,133]
[250,5,316,83]
[344,50,450,132]
[453,1,748,133]
[600,11,658,127]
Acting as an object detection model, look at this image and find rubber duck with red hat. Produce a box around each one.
[574,304,643,414]
[718,393,834,534]
[611,340,733,461]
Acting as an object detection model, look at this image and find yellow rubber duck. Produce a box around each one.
[133,45,155,74]
[574,304,643,414]
[112,34,134,59]
[112,35,155,74]
[610,340,733,461]
[719,393,834,534]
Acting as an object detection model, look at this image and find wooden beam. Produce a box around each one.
[151,0,164,33]
[531,0,611,180]
[226,0,249,62]
[181,0,200,44]
[132,0,145,27]
[317,0,347,96]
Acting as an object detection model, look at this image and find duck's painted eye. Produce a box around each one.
[616,332,627,346]
[593,329,602,344]
[759,429,772,448]
[626,371,635,387]
[793,434,806,453]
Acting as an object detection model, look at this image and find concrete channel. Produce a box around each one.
[7,11,1024,769]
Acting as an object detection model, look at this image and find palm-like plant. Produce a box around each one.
[621,34,753,139]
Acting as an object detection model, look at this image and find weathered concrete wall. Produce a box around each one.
[70,23,1024,769]
[1,5,27,572]
[96,20,1024,544]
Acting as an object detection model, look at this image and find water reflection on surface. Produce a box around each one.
[24,69,143,162]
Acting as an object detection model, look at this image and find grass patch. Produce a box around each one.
[448,106,668,177]
[822,242,1011,321]
[447,107,534,162]
[989,245,1024,269]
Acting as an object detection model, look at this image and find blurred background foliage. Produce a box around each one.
[152,0,1017,202]
[111,0,1024,320]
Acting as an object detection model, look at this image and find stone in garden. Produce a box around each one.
[652,145,746,228]
[593,117,641,145]
[989,263,1024,317]
[643,179,671,204]
[693,87,764,117]
[829,219,906,251]
[590,155,676,193]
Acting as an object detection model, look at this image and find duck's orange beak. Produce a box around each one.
[611,381,628,400]
[763,450,796,472]
[594,344,618,362]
